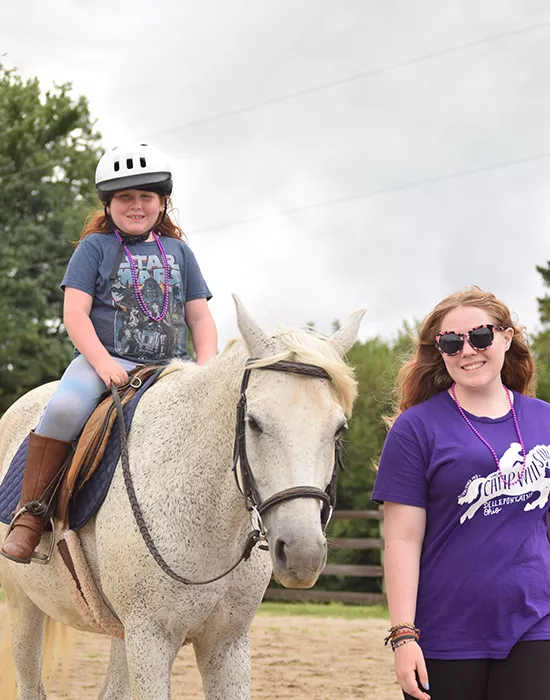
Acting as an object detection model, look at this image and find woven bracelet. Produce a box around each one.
[387,622,416,635]
[384,625,420,646]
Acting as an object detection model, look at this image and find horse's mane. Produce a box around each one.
[225,327,358,416]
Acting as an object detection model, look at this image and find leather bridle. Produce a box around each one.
[232,359,344,535]
[116,358,344,585]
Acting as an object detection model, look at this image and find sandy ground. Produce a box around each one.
[0,605,402,699]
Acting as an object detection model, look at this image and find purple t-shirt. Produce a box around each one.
[372,390,550,659]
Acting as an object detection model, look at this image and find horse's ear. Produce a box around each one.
[327,309,366,355]
[232,294,279,358]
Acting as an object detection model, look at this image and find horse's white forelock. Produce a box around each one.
[226,326,358,416]
[158,325,357,415]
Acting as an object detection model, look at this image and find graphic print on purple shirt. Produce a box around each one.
[372,390,550,660]
[458,442,550,522]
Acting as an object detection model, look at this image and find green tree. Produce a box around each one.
[318,323,415,594]
[0,65,102,415]
[531,262,550,402]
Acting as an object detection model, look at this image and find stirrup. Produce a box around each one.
[4,506,57,565]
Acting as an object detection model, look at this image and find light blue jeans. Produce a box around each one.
[35,354,138,442]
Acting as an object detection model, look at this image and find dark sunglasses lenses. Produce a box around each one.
[437,326,495,355]
[437,334,463,355]
[469,326,494,349]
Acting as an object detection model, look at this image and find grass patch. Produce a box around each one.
[259,600,388,620]
[0,587,4,603]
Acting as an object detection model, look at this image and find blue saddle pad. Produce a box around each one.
[0,369,163,531]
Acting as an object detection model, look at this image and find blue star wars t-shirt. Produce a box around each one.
[61,233,211,364]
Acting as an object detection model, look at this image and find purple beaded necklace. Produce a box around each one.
[450,383,526,486]
[114,229,170,322]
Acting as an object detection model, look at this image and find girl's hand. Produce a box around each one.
[94,357,129,388]
[394,641,430,700]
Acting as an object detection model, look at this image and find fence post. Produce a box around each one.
[263,509,386,604]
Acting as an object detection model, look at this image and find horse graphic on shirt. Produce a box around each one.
[457,442,550,523]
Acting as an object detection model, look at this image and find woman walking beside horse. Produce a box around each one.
[373,286,550,700]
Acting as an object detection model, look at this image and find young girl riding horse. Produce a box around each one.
[1,143,217,564]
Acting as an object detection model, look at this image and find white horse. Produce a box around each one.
[0,298,363,700]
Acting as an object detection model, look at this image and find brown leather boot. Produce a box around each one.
[1,431,72,564]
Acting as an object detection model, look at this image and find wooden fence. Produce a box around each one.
[263,509,386,605]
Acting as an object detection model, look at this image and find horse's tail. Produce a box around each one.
[0,602,17,700]
[43,616,75,693]
[0,612,75,700]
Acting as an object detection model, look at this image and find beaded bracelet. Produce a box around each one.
[389,633,420,652]
[392,636,417,650]
[384,623,420,650]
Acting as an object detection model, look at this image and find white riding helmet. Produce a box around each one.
[95,143,173,202]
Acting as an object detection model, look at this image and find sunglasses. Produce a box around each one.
[434,324,506,356]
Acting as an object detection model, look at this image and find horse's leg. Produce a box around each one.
[193,629,251,700]
[99,638,132,700]
[3,582,47,700]
[122,623,180,700]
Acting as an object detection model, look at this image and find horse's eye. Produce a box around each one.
[246,415,263,434]
[335,422,348,439]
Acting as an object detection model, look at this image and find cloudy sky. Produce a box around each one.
[2,1,550,346]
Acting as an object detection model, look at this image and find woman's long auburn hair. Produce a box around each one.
[77,196,184,242]
[393,286,536,420]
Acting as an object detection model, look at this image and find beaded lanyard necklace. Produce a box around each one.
[114,229,170,322]
[450,383,526,486]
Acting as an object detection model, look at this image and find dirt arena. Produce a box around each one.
[0,604,402,699]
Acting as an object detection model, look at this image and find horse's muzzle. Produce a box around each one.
[272,535,327,588]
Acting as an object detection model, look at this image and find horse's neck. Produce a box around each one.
[185,343,248,433]
[201,342,249,406]
[144,345,249,531]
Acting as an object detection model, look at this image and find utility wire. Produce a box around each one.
[5,150,550,245]
[144,20,550,138]
[2,21,548,182]
[187,150,550,234]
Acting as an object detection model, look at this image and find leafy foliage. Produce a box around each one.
[318,325,415,593]
[0,65,102,414]
[531,262,550,402]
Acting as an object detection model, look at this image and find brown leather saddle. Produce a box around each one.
[56,364,163,525]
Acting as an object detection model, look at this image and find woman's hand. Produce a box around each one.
[394,641,430,700]
[94,356,129,388]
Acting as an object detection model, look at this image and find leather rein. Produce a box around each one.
[114,358,343,586]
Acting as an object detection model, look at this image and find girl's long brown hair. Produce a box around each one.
[393,286,536,420]
[77,196,184,242]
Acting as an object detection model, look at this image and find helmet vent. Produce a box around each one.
[140,157,146,168]
[126,158,134,170]
[114,160,120,172]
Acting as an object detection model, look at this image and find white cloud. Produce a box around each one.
[2,0,550,347]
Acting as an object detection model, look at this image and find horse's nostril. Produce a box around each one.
[274,538,287,568]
